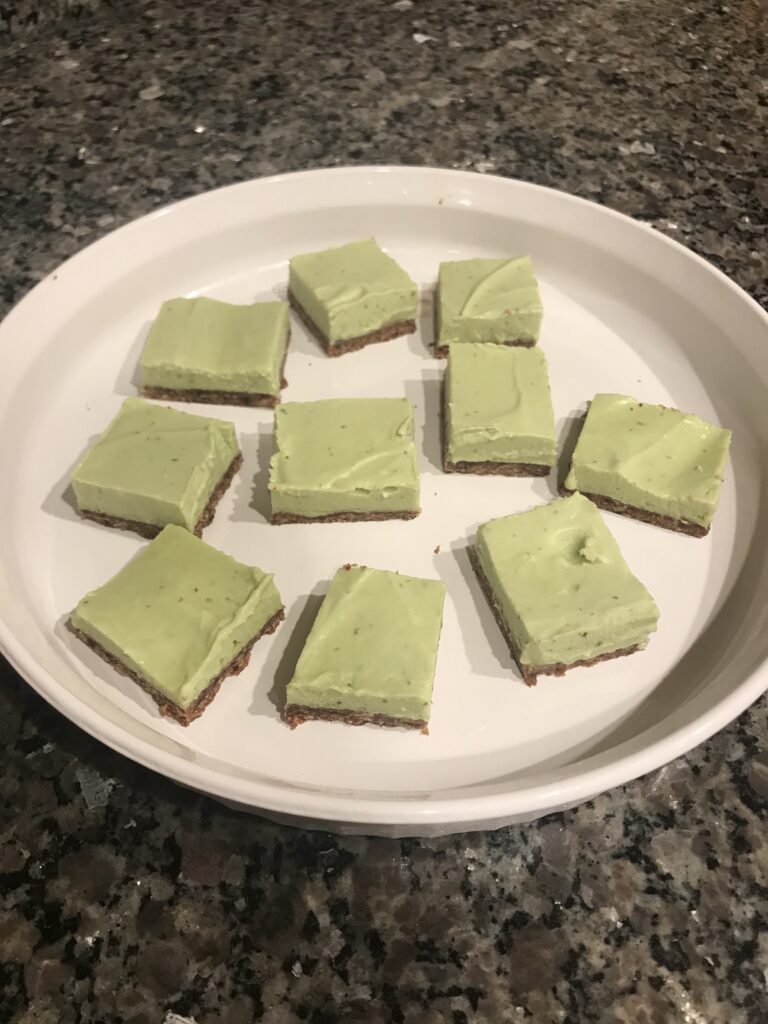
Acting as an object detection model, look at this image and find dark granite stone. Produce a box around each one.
[1,1,767,1021]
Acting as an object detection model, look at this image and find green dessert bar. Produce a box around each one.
[443,343,556,476]
[283,564,446,730]
[269,398,421,523]
[435,255,543,356]
[71,397,241,539]
[140,296,290,407]
[68,525,284,725]
[472,493,659,685]
[288,238,418,356]
[562,394,732,537]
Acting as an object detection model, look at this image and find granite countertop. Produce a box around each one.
[1,1,767,1021]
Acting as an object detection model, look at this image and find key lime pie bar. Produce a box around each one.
[71,397,241,539]
[443,344,556,476]
[472,493,659,685]
[140,296,290,407]
[562,394,732,537]
[68,525,284,725]
[434,255,543,357]
[288,238,418,356]
[269,398,420,523]
[283,564,446,730]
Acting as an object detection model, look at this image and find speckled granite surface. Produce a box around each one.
[1,1,767,1021]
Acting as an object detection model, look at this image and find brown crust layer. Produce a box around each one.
[434,339,536,359]
[77,452,244,540]
[140,335,290,408]
[282,704,428,732]
[141,386,283,408]
[289,291,415,357]
[67,608,284,726]
[270,508,419,525]
[439,379,551,477]
[468,547,643,685]
[444,458,550,477]
[558,486,708,538]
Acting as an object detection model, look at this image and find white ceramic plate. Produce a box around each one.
[1,167,767,837]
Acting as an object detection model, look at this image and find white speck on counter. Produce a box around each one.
[291,959,303,978]
[412,32,434,44]
[164,1015,197,1024]
[392,0,413,7]
[194,124,207,134]
[139,83,164,101]
[76,766,118,810]
[25,742,53,759]
[619,140,656,155]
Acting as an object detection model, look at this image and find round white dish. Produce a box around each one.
[1,166,766,838]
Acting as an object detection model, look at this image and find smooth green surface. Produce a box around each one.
[446,344,556,465]
[286,565,446,721]
[476,493,659,669]
[72,397,240,532]
[71,526,282,709]
[438,255,543,346]
[140,296,289,395]
[269,398,420,518]
[564,393,732,528]
[289,238,418,344]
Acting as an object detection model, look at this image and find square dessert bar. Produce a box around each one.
[434,255,543,357]
[269,398,420,523]
[140,296,290,407]
[283,564,446,730]
[288,238,418,356]
[562,394,732,537]
[71,397,241,539]
[68,525,284,725]
[472,493,659,685]
[443,343,556,476]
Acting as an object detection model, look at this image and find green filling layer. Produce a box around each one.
[140,296,289,396]
[286,565,446,720]
[72,397,240,531]
[446,344,555,465]
[289,238,418,344]
[476,493,659,668]
[71,525,282,709]
[564,394,732,528]
[269,398,420,518]
[438,255,543,346]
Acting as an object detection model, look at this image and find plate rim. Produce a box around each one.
[2,163,767,829]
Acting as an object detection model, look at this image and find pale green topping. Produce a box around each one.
[70,525,282,708]
[269,398,420,519]
[564,394,732,528]
[71,397,239,531]
[438,256,543,346]
[446,344,556,466]
[286,565,446,721]
[140,296,289,395]
[289,238,418,344]
[476,493,659,668]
